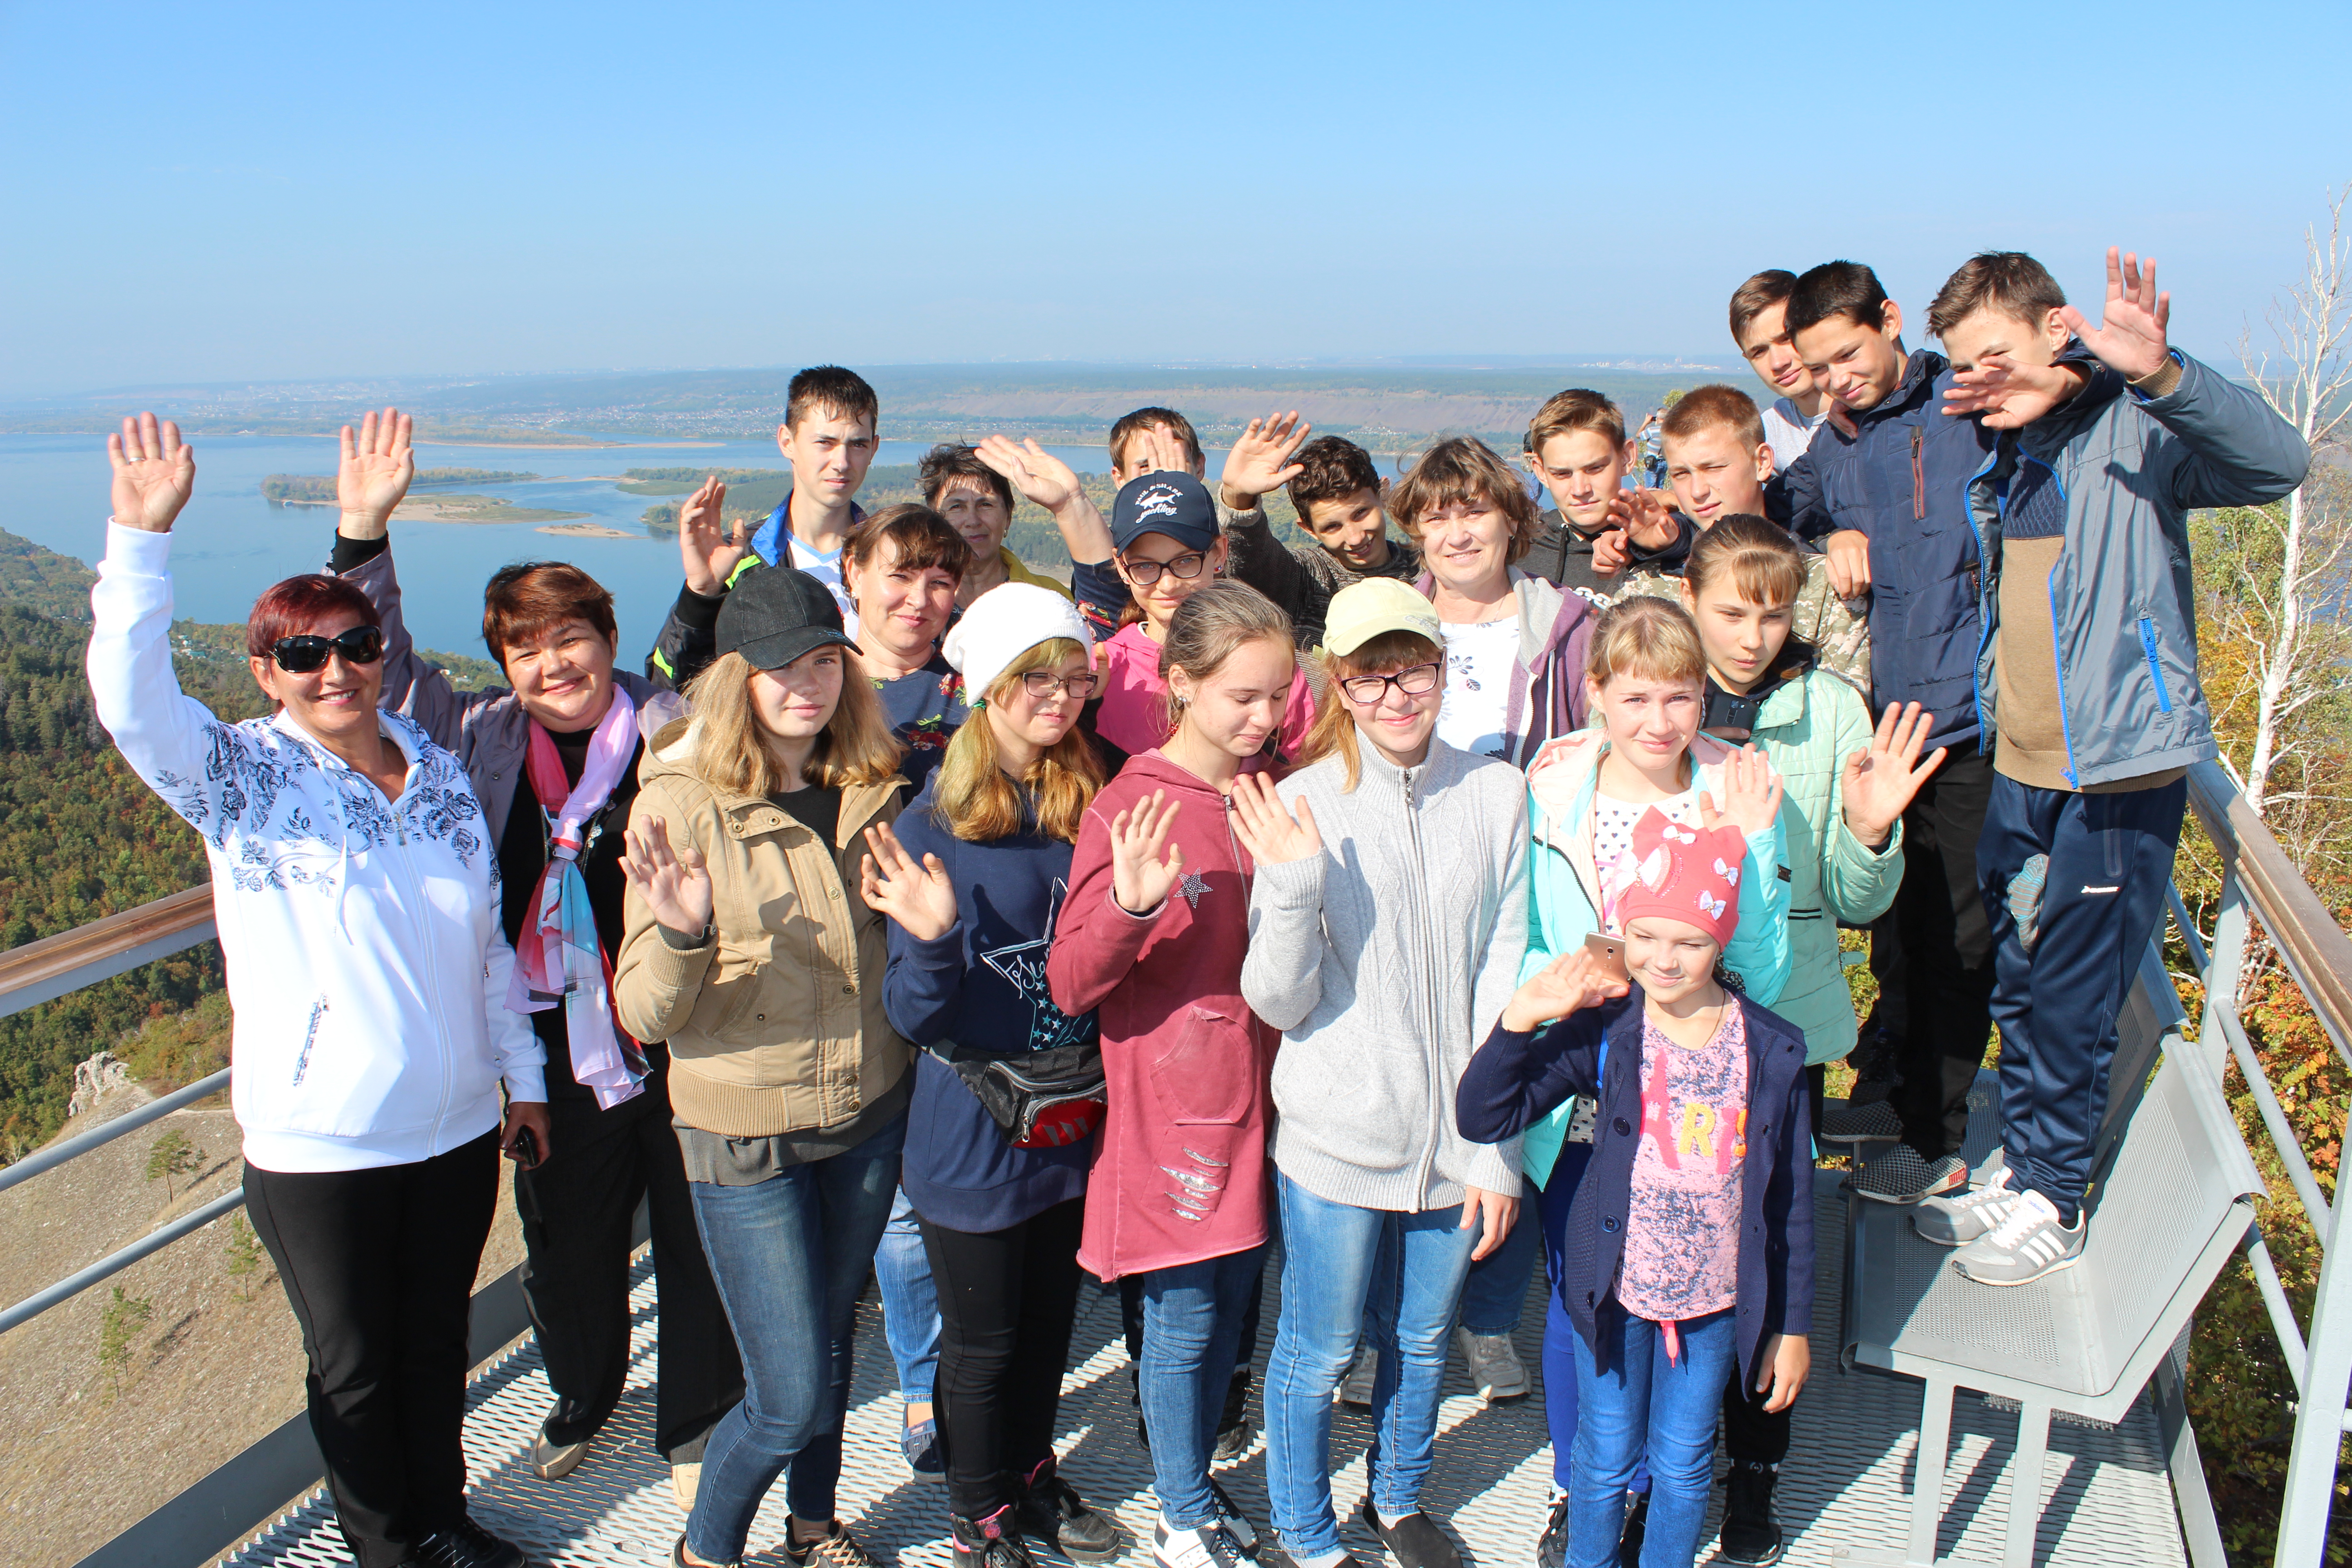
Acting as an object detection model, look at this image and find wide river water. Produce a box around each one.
[0,432,1123,660]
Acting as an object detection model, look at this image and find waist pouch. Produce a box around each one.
[931,1039,1106,1149]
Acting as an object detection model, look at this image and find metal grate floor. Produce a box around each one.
[220,1175,2187,1568]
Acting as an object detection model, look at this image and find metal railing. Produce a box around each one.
[1,756,2347,1563]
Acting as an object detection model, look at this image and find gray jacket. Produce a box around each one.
[342,547,669,839]
[1969,353,2310,788]
[1240,739,1528,1210]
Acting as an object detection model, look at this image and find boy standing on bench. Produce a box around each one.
[1916,249,2308,1284]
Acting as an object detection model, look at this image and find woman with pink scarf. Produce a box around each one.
[328,410,742,1509]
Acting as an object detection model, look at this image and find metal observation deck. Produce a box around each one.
[5,760,2345,1568]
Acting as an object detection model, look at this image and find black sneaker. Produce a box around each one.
[1213,1367,1256,1462]
[413,1519,526,1568]
[778,1520,887,1568]
[1017,1458,1125,1563]
[1207,1476,1259,1557]
[1851,1146,1967,1205]
[1717,1460,1784,1565]
[1615,1490,1648,1568]
[1535,1494,1568,1568]
[1357,1499,1460,1568]
[952,1506,1038,1568]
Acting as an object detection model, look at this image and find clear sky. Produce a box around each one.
[3,0,2347,398]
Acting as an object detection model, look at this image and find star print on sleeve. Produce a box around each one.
[977,879,1098,1053]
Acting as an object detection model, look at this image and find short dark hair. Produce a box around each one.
[1927,251,2068,339]
[481,562,618,663]
[246,574,382,661]
[843,504,973,583]
[1286,436,1382,523]
[916,443,1015,514]
[1728,270,1797,346]
[1786,261,1892,338]
[1108,407,1202,472]
[1661,384,1765,450]
[786,365,878,432]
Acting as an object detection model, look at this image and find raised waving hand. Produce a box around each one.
[1698,745,1785,839]
[1499,947,1632,1033]
[2063,248,2171,382]
[1226,774,1322,866]
[976,435,1082,512]
[1109,789,1186,915]
[1841,701,1945,848]
[336,407,415,539]
[1217,412,1313,510]
[108,412,195,534]
[620,817,715,939]
[860,821,959,942]
[677,476,754,597]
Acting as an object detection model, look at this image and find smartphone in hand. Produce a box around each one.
[503,1124,543,1170]
[1583,931,1630,987]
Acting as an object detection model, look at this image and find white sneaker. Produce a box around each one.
[670,1460,701,1513]
[1913,1157,2021,1247]
[1155,1515,1251,1568]
[1338,1346,1377,1409]
[1453,1326,1529,1403]
[1951,1189,2085,1287]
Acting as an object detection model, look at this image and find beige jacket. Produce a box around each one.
[614,716,910,1137]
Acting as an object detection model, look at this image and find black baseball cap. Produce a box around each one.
[715,567,857,670]
[1111,470,1219,553]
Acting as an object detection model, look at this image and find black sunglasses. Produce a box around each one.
[271,626,385,674]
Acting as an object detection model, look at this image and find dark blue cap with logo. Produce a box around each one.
[1111,470,1220,553]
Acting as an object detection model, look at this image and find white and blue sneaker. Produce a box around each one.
[1951,1188,2084,1286]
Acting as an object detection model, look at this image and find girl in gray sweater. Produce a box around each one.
[1235,580,1529,1568]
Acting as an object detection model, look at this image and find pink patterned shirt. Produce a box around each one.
[1614,1004,1748,1324]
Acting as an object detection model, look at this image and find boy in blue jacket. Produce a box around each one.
[1915,249,2309,1284]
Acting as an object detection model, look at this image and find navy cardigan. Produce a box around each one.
[1456,990,1815,1389]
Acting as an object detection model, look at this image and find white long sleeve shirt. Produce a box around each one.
[86,523,543,1172]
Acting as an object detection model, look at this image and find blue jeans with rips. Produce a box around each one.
[1265,1173,1479,1560]
[1136,1245,1267,1528]
[682,1112,906,1565]
[1566,1306,1736,1568]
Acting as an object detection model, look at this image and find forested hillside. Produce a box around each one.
[0,529,498,1157]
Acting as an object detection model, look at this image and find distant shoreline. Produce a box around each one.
[535,521,640,539]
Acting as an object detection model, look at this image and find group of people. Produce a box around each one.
[81,241,2307,1568]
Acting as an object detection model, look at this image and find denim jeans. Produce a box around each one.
[1568,1306,1737,1568]
[1266,1174,1478,1558]
[1137,1245,1267,1528]
[1455,1195,1539,1335]
[876,1184,941,1409]
[684,1112,906,1564]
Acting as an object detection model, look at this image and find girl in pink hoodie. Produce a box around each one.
[1048,581,1295,1568]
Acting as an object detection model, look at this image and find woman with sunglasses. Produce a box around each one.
[1234,580,1529,1568]
[86,416,545,1568]
[325,411,742,1510]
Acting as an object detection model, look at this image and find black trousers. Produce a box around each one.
[1891,741,1999,1161]
[921,1197,1088,1521]
[243,1130,499,1568]
[515,1068,744,1460]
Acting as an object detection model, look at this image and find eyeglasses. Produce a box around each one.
[271,626,386,674]
[1120,550,1209,587]
[1338,661,1441,706]
[1021,669,1101,701]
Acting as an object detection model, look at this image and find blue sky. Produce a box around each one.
[3,0,2347,397]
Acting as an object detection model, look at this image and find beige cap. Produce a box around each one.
[1321,578,1441,656]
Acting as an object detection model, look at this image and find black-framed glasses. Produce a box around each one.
[1021,669,1102,701]
[1120,550,1209,587]
[1338,661,1441,706]
[271,626,385,674]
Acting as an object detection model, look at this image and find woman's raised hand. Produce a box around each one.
[620,817,715,940]
[107,413,194,534]
[860,822,959,942]
[336,407,415,538]
[1109,789,1185,915]
[677,476,752,596]
[1698,745,1785,839]
[1499,948,1630,1033]
[1226,774,1321,867]
[1842,700,1945,848]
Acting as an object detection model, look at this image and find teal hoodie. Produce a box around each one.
[1517,728,1793,1184]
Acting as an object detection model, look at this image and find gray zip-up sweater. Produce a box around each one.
[1241,738,1528,1210]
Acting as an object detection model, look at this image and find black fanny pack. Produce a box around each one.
[930,1040,1106,1149]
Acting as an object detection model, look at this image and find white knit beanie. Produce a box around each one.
[941,583,1095,704]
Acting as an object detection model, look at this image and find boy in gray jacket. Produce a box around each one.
[1918,248,2310,1285]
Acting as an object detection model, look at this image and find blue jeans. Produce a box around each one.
[1137,1245,1267,1528]
[876,1184,941,1409]
[1568,1307,1737,1568]
[1266,1174,1478,1558]
[683,1112,906,1564]
[1456,1195,1539,1335]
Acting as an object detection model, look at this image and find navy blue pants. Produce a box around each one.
[1977,771,2187,1226]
